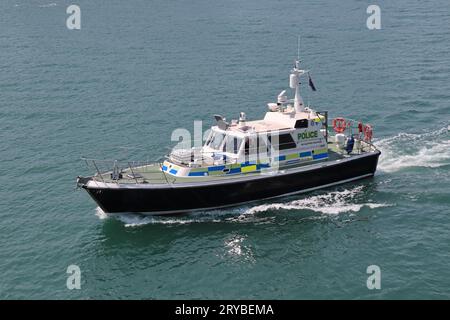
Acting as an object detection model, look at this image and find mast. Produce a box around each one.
[290,59,306,113]
[290,37,309,113]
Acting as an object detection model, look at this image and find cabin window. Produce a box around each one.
[257,136,268,154]
[244,137,258,156]
[244,138,250,156]
[244,135,270,162]
[243,136,268,155]
[295,119,308,129]
[223,136,242,154]
[268,133,296,150]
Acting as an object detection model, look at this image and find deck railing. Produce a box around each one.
[80,157,172,185]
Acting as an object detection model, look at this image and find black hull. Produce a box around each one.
[84,152,380,215]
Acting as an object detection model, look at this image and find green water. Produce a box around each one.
[1,0,449,299]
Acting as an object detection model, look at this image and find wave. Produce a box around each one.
[96,206,233,227]
[244,186,390,215]
[376,126,450,173]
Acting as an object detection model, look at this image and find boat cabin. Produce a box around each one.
[163,109,329,177]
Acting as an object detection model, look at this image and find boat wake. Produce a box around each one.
[243,186,389,215]
[96,206,232,227]
[376,126,450,173]
[95,185,390,227]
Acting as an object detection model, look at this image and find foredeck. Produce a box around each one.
[85,139,377,186]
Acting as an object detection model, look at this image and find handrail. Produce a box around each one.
[128,162,139,184]
[81,157,171,185]
[159,162,171,185]
[91,160,105,183]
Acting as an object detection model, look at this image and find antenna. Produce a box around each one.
[297,35,300,61]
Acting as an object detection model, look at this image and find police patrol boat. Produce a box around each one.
[77,58,380,215]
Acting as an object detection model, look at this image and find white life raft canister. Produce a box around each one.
[335,133,346,149]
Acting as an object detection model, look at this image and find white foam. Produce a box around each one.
[95,207,109,220]
[111,210,231,227]
[244,186,390,215]
[225,236,244,256]
[376,127,450,173]
[117,214,200,227]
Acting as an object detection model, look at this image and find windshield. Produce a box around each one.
[206,131,225,150]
